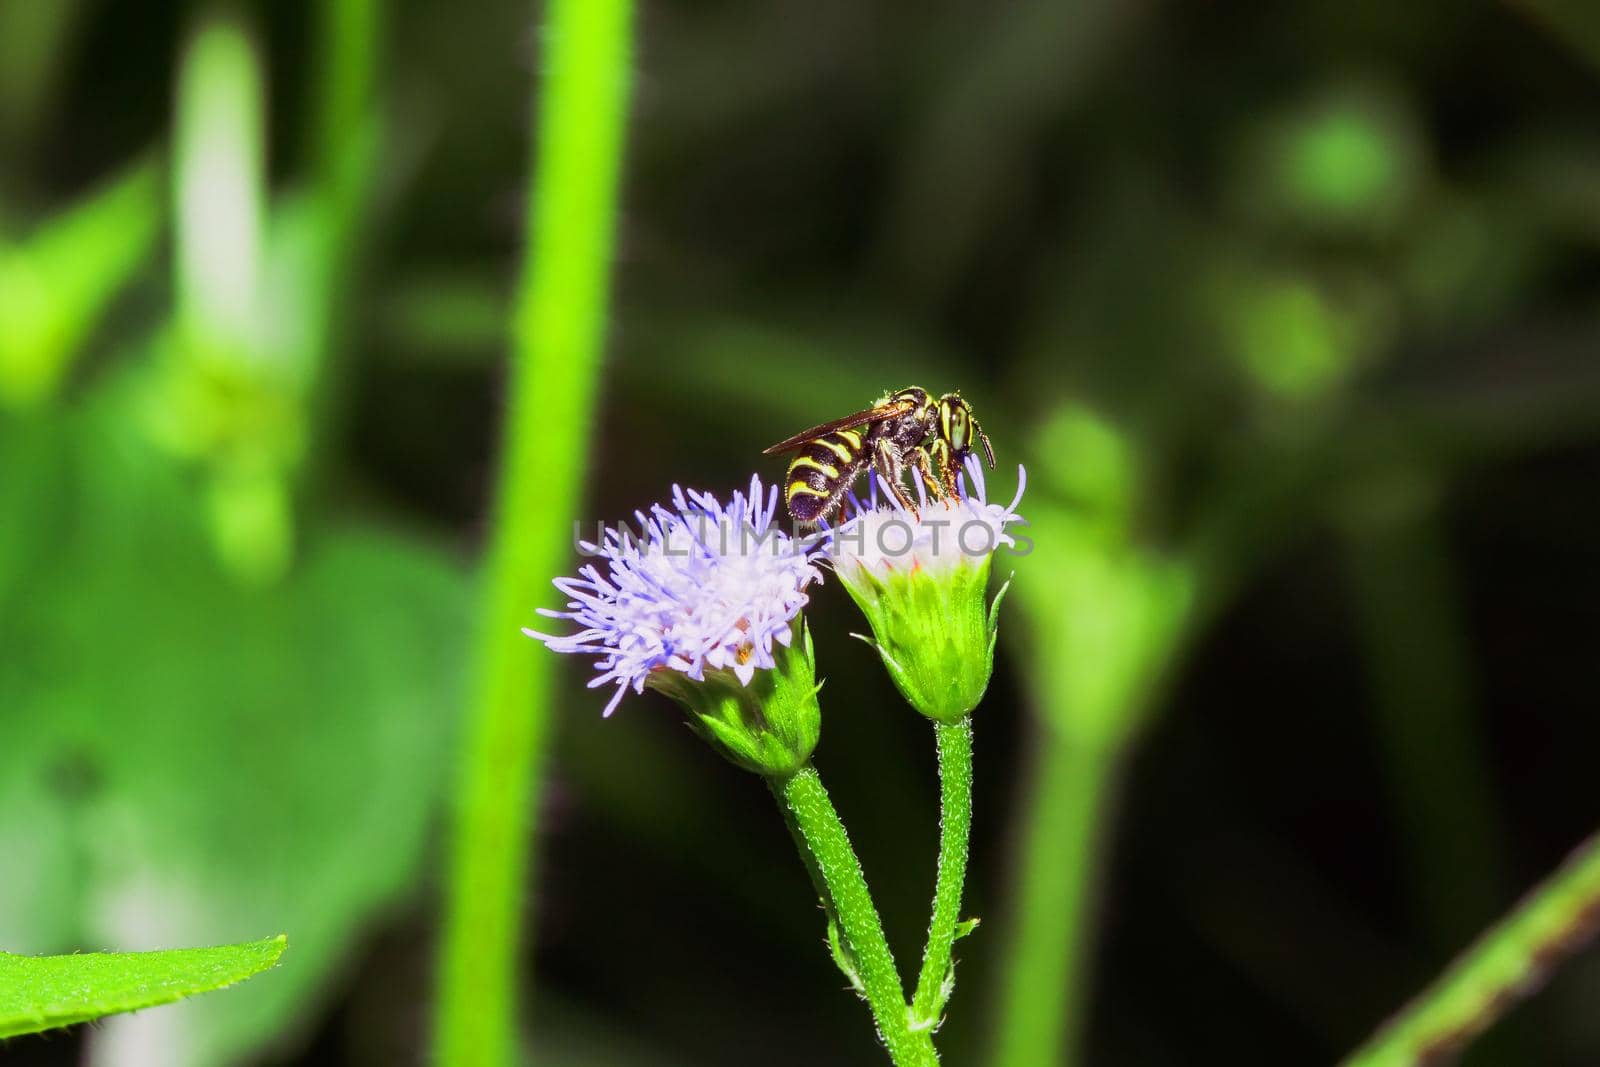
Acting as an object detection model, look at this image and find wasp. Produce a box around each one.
[763,386,995,524]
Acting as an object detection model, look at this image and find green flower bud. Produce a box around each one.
[831,462,1025,723]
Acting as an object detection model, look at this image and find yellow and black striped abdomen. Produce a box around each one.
[785,429,867,523]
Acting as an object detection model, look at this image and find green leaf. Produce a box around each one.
[0,936,286,1038]
[0,392,472,1065]
[0,160,161,408]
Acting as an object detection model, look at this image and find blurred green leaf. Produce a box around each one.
[1014,407,1193,748]
[0,161,161,408]
[1228,82,1426,237]
[1029,406,1135,535]
[381,269,509,362]
[0,390,472,1065]
[161,7,386,586]
[0,936,285,1039]
[1203,256,1394,402]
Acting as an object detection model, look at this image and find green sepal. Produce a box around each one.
[986,573,1013,636]
[908,917,981,1032]
[837,554,1007,722]
[918,916,981,1024]
[826,917,866,995]
[650,617,822,777]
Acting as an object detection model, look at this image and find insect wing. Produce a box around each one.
[761,400,914,454]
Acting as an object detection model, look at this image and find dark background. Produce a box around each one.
[4,0,1600,1064]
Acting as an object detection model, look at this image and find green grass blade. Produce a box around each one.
[0,936,286,1039]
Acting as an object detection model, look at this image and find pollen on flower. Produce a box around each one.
[526,474,823,716]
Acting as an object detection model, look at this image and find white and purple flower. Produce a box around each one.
[528,474,821,717]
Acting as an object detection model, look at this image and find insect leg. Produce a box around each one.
[873,435,919,518]
[928,438,961,500]
[911,444,945,500]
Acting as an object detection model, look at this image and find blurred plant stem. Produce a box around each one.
[1342,831,1600,1067]
[295,0,383,463]
[163,11,303,585]
[912,716,975,1030]
[142,3,385,584]
[310,0,379,189]
[989,408,1192,1067]
[775,765,941,1066]
[991,729,1119,1067]
[1341,475,1506,950]
[433,0,633,1064]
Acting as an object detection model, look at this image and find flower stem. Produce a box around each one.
[773,786,864,991]
[433,0,633,1064]
[776,765,940,1066]
[912,715,974,1029]
[990,728,1118,1067]
[1341,830,1600,1067]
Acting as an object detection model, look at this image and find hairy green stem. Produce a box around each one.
[433,1,633,1064]
[912,715,974,1029]
[777,765,940,1066]
[991,729,1118,1067]
[1342,831,1600,1067]
[772,782,863,990]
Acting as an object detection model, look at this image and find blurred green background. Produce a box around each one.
[5,0,1600,1064]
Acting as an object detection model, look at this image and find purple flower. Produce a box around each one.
[527,474,822,716]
